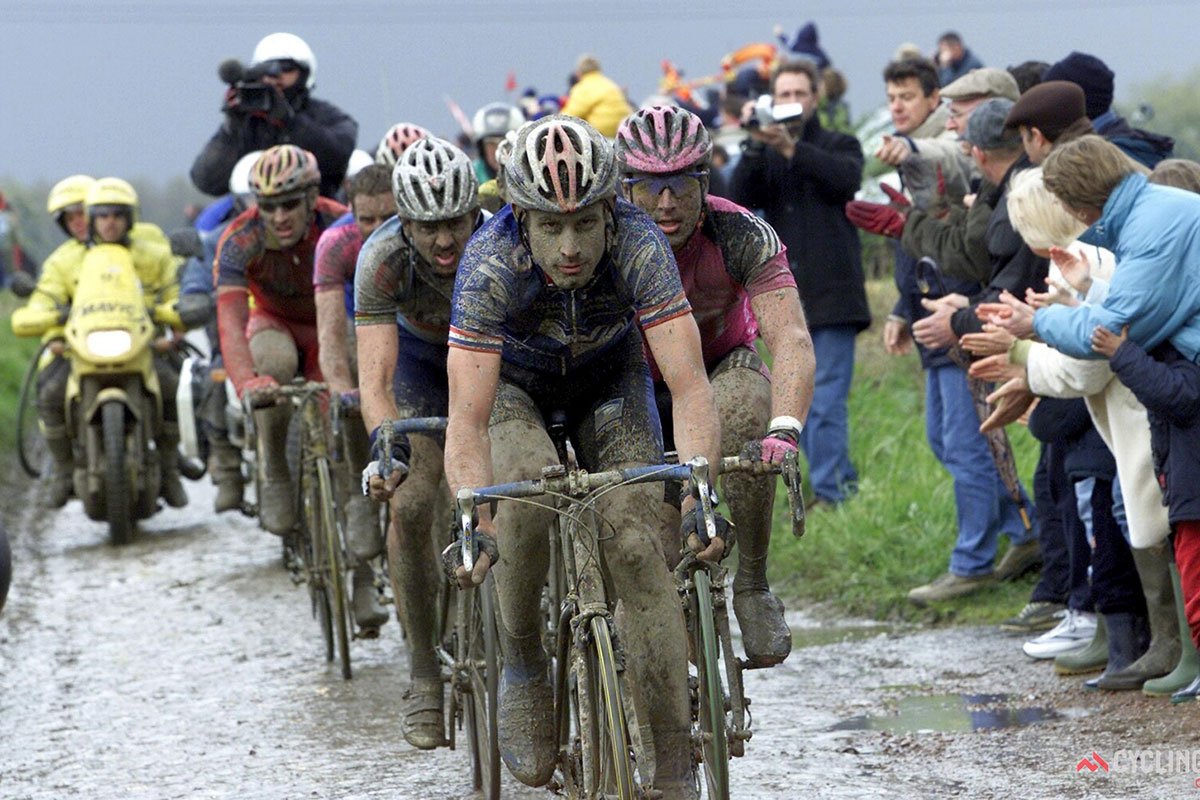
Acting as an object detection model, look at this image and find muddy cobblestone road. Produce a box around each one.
[2,478,1197,799]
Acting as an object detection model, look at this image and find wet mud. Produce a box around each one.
[1,478,1197,799]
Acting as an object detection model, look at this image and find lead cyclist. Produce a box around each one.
[443,115,722,799]
[615,105,816,667]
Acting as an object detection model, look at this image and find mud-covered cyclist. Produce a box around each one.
[443,115,722,799]
[615,105,817,667]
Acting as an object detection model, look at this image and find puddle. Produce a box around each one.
[831,693,1070,733]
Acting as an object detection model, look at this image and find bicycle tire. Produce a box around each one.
[583,616,637,800]
[465,575,501,799]
[317,457,352,680]
[295,431,334,663]
[17,344,48,479]
[693,568,730,799]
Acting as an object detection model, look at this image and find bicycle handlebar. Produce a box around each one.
[454,450,807,572]
[376,417,449,482]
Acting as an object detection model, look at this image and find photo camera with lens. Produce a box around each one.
[742,94,806,130]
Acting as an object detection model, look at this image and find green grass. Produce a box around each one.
[0,294,40,451]
[765,280,1041,624]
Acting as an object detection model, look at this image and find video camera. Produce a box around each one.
[742,94,806,130]
[217,58,284,114]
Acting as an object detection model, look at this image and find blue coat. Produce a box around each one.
[1109,340,1200,524]
[1034,174,1200,361]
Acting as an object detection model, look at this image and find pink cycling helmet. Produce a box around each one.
[615,105,712,175]
[376,122,432,167]
[505,115,617,214]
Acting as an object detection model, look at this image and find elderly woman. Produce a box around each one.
[967,166,1182,693]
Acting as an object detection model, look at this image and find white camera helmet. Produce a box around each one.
[252,32,317,90]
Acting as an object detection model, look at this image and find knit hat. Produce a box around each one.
[1043,52,1114,120]
[1004,81,1087,142]
[963,98,1019,150]
[786,22,831,70]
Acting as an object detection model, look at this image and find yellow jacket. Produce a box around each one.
[12,231,181,338]
[561,70,633,138]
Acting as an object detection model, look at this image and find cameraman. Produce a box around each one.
[730,59,868,509]
[191,32,358,200]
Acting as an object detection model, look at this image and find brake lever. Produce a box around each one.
[377,418,394,481]
[456,487,477,573]
[781,450,806,538]
[687,457,717,546]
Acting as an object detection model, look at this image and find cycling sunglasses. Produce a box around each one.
[621,171,706,198]
[259,197,305,213]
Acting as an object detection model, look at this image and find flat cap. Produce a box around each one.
[963,98,1020,150]
[941,68,1020,102]
[1004,80,1087,142]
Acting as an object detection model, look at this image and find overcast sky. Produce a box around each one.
[2,0,1198,190]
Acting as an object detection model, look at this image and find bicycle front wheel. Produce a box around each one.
[577,616,637,800]
[316,457,352,680]
[693,568,729,798]
[464,575,501,799]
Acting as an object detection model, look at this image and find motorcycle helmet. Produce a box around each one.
[252,32,317,90]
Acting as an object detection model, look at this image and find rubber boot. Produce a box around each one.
[1144,563,1200,696]
[209,437,244,513]
[497,630,555,787]
[157,423,188,509]
[1171,673,1200,704]
[1084,612,1150,691]
[1054,614,1108,675]
[44,428,75,509]
[1096,542,1178,690]
[351,561,388,634]
[255,405,295,535]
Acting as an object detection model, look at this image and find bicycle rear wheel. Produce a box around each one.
[316,457,352,680]
[692,568,730,799]
[576,616,637,800]
[464,575,501,799]
[17,344,47,479]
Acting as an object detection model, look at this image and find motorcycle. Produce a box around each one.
[11,244,209,544]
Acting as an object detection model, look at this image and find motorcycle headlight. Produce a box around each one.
[85,330,133,358]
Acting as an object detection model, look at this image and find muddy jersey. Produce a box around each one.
[354,213,489,344]
[215,196,347,324]
[648,195,795,381]
[313,211,363,315]
[449,200,690,376]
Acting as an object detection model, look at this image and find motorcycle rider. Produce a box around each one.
[443,115,721,797]
[14,178,188,509]
[615,105,816,667]
[215,145,347,534]
[314,162,396,633]
[356,137,487,749]
[47,174,95,245]
[191,33,358,200]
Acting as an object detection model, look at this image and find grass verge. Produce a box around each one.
[766,280,1041,625]
[0,294,40,452]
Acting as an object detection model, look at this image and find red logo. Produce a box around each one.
[1076,752,1110,773]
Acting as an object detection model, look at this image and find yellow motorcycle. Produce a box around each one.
[12,244,204,544]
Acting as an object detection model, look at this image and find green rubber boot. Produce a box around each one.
[1143,563,1200,697]
[1054,614,1108,675]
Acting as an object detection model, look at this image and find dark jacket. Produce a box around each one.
[730,113,869,331]
[890,243,979,370]
[937,49,984,88]
[1109,340,1200,523]
[1095,112,1175,170]
[191,92,358,200]
[1028,397,1115,482]
[901,180,995,285]
[950,156,1049,338]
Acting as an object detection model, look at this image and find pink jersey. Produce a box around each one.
[647,195,795,381]
[313,214,362,295]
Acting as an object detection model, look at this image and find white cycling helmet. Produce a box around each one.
[392,137,479,222]
[252,32,317,90]
[345,149,374,181]
[472,103,524,145]
[505,115,617,214]
[229,150,264,196]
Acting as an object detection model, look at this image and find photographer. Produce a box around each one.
[730,59,868,509]
[191,32,358,200]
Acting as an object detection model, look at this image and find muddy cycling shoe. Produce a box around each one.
[160,463,188,509]
[498,661,556,786]
[345,495,383,561]
[47,470,74,509]
[258,476,296,535]
[733,589,791,667]
[351,564,388,633]
[401,677,447,749]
